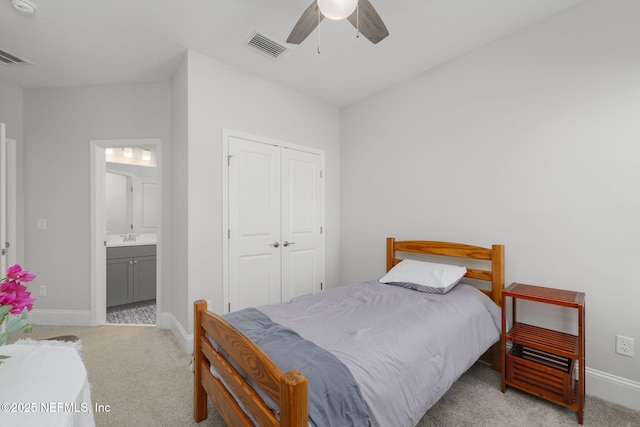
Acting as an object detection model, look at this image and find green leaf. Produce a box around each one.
[0,305,11,317]
[0,354,11,365]
[0,331,7,346]
[6,316,27,333]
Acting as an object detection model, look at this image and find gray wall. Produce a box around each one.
[0,79,25,264]
[173,51,341,334]
[340,0,640,406]
[0,79,23,143]
[23,83,171,314]
[169,53,189,336]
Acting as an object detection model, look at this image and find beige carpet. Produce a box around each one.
[8,325,640,427]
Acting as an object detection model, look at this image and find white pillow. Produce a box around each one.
[379,259,467,294]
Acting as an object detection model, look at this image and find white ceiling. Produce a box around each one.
[0,0,587,107]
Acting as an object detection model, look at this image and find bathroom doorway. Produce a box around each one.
[90,138,161,326]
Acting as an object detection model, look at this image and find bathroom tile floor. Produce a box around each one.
[106,300,156,325]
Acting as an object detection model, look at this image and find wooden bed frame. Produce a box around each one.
[194,238,505,427]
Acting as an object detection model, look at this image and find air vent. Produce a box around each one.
[245,32,288,60]
[0,48,30,66]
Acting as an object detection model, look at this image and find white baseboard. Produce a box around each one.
[586,367,640,411]
[29,309,92,326]
[161,311,192,354]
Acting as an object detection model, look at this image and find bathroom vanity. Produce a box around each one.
[106,235,156,308]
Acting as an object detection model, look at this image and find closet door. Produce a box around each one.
[281,148,323,301]
[228,136,282,311]
[227,134,324,312]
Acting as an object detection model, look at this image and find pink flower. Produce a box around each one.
[0,290,16,306]
[0,279,20,294]
[0,280,35,313]
[10,287,35,314]
[1,265,37,314]
[0,265,36,352]
[6,264,36,283]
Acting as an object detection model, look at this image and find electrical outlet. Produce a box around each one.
[616,335,634,357]
[39,285,46,297]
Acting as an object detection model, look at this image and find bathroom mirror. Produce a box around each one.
[106,163,157,236]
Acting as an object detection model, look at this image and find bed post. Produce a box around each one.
[386,237,395,272]
[490,245,505,372]
[491,244,505,307]
[194,300,208,422]
[280,370,309,427]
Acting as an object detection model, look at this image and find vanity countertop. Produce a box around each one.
[106,233,157,247]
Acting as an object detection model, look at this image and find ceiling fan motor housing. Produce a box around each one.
[317,0,358,20]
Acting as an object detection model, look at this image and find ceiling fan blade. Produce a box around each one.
[287,1,324,44]
[347,0,389,44]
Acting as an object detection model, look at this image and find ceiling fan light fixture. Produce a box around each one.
[317,0,357,20]
[11,0,37,15]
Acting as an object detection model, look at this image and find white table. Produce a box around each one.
[0,341,96,427]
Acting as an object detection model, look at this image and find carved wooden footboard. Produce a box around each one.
[193,300,308,426]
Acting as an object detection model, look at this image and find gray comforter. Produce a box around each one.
[259,280,502,427]
[225,308,371,427]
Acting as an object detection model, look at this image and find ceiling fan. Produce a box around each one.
[287,0,389,45]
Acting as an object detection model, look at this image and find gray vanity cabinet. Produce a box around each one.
[106,256,133,307]
[107,245,156,307]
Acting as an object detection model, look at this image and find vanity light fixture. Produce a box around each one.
[142,149,151,161]
[123,147,133,158]
[105,148,114,156]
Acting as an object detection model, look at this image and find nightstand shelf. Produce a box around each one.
[501,283,585,424]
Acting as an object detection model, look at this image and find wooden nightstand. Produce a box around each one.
[501,282,585,424]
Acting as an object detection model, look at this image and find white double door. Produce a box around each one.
[227,134,324,312]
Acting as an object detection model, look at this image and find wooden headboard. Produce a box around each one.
[386,238,505,307]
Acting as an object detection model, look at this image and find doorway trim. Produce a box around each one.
[90,138,162,326]
[0,123,18,271]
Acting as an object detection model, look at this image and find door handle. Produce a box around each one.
[283,241,295,247]
[270,241,280,248]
